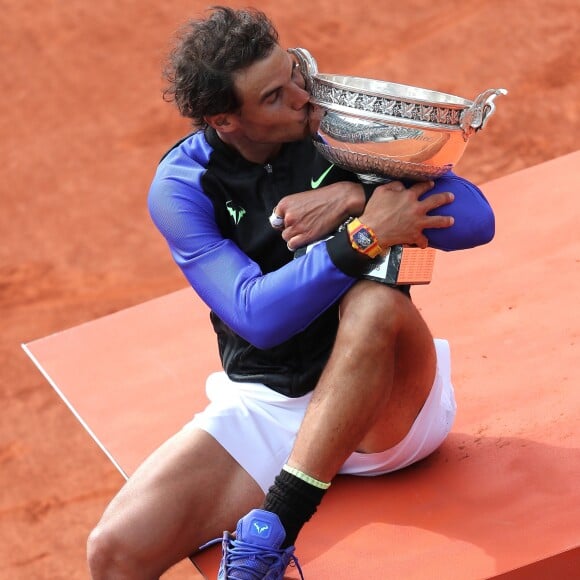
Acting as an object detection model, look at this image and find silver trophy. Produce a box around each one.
[290,47,507,184]
[289,47,507,284]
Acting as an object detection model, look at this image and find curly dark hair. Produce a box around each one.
[162,6,279,126]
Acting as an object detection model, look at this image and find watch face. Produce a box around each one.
[353,228,374,249]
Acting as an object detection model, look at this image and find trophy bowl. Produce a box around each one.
[290,47,507,183]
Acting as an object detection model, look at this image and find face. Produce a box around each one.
[230,45,311,145]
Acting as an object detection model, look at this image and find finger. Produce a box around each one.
[269,209,285,230]
[383,180,406,192]
[424,214,455,229]
[422,191,454,211]
[415,234,429,249]
[408,180,435,197]
[283,231,304,249]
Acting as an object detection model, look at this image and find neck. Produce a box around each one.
[216,130,282,164]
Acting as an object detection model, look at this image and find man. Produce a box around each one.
[87,6,494,579]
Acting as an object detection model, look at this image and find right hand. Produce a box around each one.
[360,180,454,249]
[275,182,365,250]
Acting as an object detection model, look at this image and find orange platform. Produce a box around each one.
[23,152,580,579]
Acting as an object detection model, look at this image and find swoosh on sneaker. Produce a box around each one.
[310,163,335,189]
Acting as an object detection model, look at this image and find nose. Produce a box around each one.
[290,83,310,111]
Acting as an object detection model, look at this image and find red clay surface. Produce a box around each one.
[2,1,579,578]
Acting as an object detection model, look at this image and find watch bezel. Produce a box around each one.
[347,218,383,258]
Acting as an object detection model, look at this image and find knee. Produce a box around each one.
[87,523,113,576]
[340,281,410,336]
[87,521,134,578]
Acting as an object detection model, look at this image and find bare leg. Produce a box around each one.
[288,280,436,482]
[87,428,264,579]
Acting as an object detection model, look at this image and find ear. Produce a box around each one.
[205,113,240,133]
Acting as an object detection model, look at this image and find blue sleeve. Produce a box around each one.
[419,171,495,251]
[148,175,355,350]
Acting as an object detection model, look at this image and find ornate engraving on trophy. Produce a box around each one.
[291,47,507,182]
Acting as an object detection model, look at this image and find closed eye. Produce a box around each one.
[261,58,299,104]
[264,88,281,104]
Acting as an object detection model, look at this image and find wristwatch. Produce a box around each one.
[346,218,384,258]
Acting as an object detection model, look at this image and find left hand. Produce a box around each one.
[273,182,365,250]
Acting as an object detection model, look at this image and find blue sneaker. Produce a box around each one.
[218,509,304,579]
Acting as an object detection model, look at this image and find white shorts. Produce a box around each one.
[187,338,456,493]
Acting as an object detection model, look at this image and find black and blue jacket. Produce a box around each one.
[148,127,494,396]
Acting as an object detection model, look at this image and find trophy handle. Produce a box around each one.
[288,47,319,92]
[460,88,508,138]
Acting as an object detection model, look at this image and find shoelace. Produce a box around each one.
[224,536,304,580]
